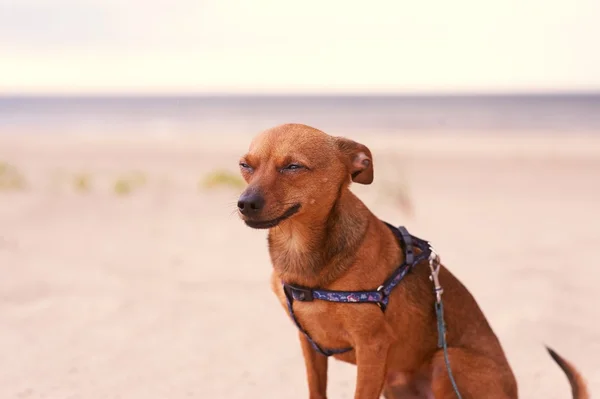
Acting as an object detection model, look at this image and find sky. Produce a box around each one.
[1,0,599,94]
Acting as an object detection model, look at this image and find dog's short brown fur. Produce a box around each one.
[237,123,588,399]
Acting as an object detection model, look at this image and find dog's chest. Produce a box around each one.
[270,276,379,348]
[285,295,353,347]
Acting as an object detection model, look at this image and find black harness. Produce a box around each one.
[282,222,432,357]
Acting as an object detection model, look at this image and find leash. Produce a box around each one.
[428,247,463,399]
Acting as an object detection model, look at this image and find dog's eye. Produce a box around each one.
[239,162,251,169]
[283,163,304,171]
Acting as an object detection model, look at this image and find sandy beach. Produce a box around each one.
[1,131,599,398]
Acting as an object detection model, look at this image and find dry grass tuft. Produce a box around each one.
[113,171,147,196]
[0,161,27,191]
[201,170,245,190]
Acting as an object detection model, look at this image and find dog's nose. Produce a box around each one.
[237,192,265,215]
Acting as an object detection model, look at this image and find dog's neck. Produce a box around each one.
[267,188,370,287]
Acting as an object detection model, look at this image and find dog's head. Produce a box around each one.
[237,123,373,229]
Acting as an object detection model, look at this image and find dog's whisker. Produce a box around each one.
[229,209,240,217]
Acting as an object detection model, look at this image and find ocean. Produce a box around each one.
[1,94,599,136]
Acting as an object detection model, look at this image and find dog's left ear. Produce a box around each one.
[336,137,374,184]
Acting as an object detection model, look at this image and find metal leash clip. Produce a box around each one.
[428,245,444,304]
[428,243,463,399]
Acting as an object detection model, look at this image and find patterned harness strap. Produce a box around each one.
[282,222,431,357]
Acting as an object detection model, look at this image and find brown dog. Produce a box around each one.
[237,123,588,399]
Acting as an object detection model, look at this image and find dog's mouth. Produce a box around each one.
[244,203,301,229]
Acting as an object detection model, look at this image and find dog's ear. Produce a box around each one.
[336,137,374,185]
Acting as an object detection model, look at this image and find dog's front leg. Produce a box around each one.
[299,333,328,399]
[354,342,389,399]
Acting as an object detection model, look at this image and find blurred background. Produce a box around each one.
[1,1,599,398]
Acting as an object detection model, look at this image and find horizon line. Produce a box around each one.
[2,89,600,98]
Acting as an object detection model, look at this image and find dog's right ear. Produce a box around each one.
[335,137,374,185]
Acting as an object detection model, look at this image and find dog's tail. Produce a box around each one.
[545,346,589,399]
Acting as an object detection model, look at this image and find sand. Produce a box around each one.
[0,132,599,398]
